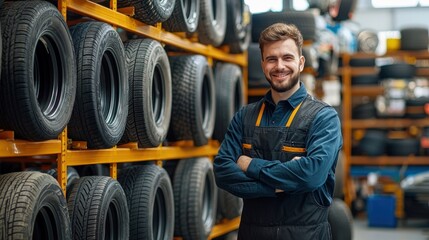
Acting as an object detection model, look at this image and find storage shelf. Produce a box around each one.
[351,118,429,128]
[351,85,383,96]
[0,137,219,162]
[341,51,429,207]
[66,140,220,166]
[0,139,61,157]
[350,156,429,166]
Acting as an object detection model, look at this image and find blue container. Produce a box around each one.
[367,194,397,228]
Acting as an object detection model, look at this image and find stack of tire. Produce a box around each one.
[0,0,248,239]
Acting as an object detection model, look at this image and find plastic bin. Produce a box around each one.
[367,194,397,228]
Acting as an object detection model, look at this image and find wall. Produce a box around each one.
[353,0,429,31]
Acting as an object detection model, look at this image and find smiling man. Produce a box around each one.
[214,23,343,240]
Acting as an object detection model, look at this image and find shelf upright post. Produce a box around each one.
[57,128,68,197]
[341,53,354,206]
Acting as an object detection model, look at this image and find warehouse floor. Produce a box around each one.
[353,217,429,240]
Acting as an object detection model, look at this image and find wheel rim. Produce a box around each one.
[33,206,58,240]
[100,51,120,125]
[34,35,63,120]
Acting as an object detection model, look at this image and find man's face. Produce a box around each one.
[261,39,305,93]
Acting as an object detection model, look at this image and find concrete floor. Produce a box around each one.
[353,218,429,240]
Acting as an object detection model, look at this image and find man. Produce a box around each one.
[213,23,343,240]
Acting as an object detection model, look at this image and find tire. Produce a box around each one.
[67,176,129,240]
[379,63,416,79]
[68,22,128,149]
[213,63,244,142]
[358,129,387,156]
[163,0,200,33]
[400,27,429,51]
[222,0,251,53]
[351,74,379,85]
[46,166,81,197]
[168,55,216,146]
[75,164,110,176]
[217,188,243,220]
[197,0,227,47]
[117,0,175,25]
[118,165,174,240]
[386,138,420,156]
[352,102,376,119]
[251,11,316,42]
[247,43,270,88]
[0,1,76,141]
[121,39,172,148]
[0,172,71,240]
[173,157,217,240]
[333,151,345,199]
[328,198,353,240]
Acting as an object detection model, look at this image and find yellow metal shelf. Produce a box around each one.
[0,139,61,157]
[66,140,220,166]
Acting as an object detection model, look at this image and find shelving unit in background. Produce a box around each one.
[340,51,429,217]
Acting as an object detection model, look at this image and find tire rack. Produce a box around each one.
[0,0,247,238]
[340,51,429,213]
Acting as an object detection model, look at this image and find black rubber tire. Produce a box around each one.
[68,21,128,149]
[118,165,174,240]
[379,63,416,79]
[75,164,110,177]
[331,0,357,22]
[197,0,227,47]
[0,172,71,240]
[247,43,270,88]
[328,198,353,240]
[117,0,175,25]
[163,0,200,33]
[222,0,251,53]
[67,176,129,240]
[351,74,379,85]
[0,1,76,141]
[386,138,420,156]
[333,151,345,199]
[251,11,316,42]
[400,27,429,51]
[168,55,216,146]
[358,129,387,156]
[349,58,376,67]
[352,102,377,119]
[173,157,217,240]
[217,188,243,220]
[46,166,81,197]
[121,39,172,148]
[213,62,244,142]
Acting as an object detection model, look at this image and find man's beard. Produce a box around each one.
[266,71,300,93]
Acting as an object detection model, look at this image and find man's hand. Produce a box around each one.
[237,155,252,172]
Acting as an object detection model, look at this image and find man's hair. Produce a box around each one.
[259,23,303,57]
